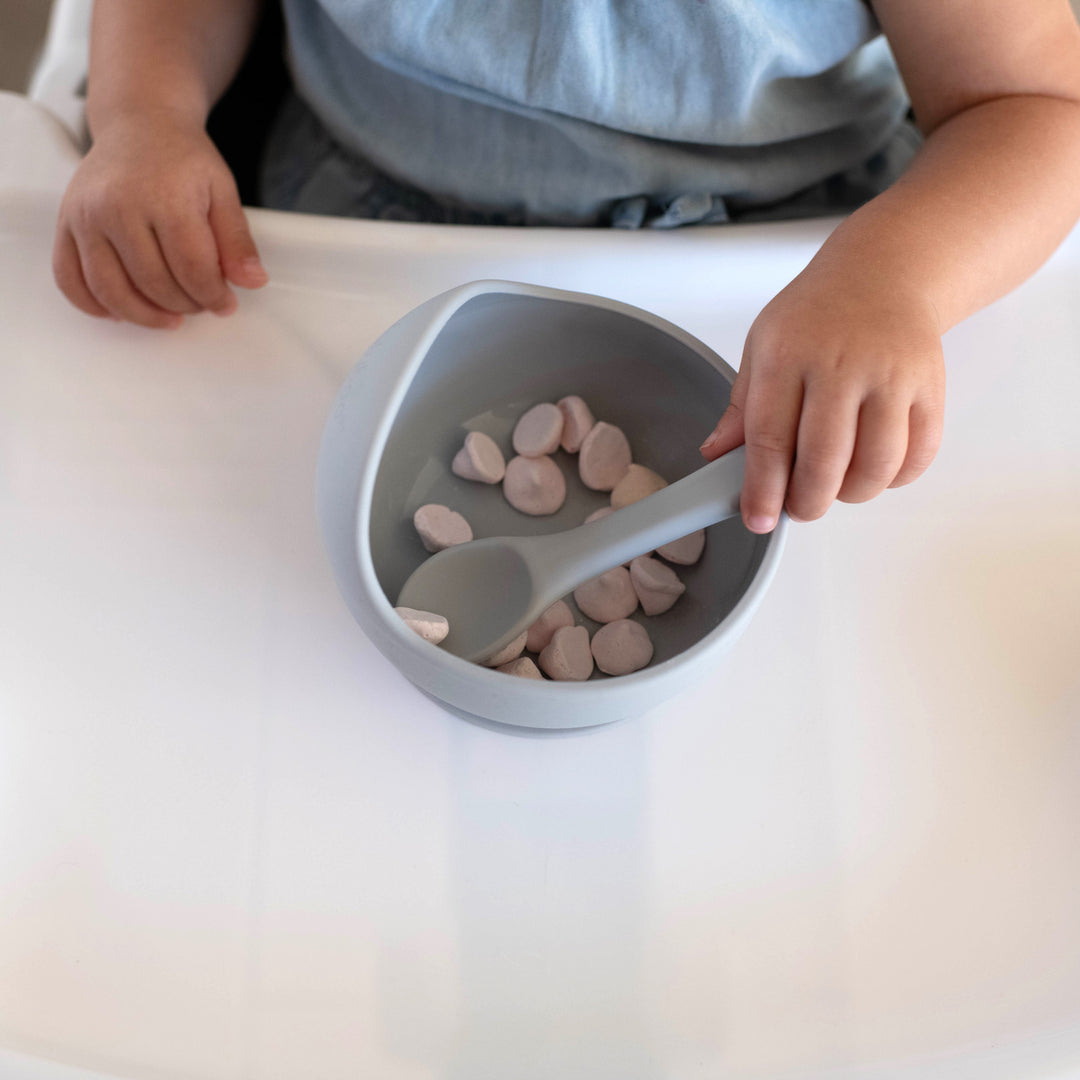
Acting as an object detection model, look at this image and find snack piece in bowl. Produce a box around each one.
[538,625,594,681]
[413,503,473,552]
[629,555,686,616]
[503,454,567,515]
[452,431,506,484]
[395,606,450,644]
[481,631,529,668]
[574,566,638,623]
[557,395,596,453]
[526,599,575,653]
[611,464,667,509]
[579,421,632,491]
[591,619,654,676]
[512,403,564,457]
[497,656,545,679]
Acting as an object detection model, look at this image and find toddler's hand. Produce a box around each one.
[700,265,945,532]
[53,112,268,328]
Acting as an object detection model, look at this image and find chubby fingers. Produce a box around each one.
[701,373,943,530]
[156,212,238,316]
[700,353,805,534]
[834,393,911,505]
[53,227,110,319]
[55,187,267,329]
[109,223,203,316]
[73,229,183,329]
[783,384,861,521]
[209,176,268,291]
[700,361,748,460]
[771,388,943,517]
[59,210,224,327]
[739,367,804,533]
[889,399,943,489]
[154,182,267,314]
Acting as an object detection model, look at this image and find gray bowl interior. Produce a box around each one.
[370,292,768,672]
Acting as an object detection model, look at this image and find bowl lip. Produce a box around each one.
[354,278,789,697]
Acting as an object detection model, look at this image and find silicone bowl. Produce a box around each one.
[316,280,787,730]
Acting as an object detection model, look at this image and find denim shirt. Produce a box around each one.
[279,0,910,225]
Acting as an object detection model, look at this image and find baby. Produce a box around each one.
[52,0,1080,534]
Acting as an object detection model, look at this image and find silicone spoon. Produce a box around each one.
[396,447,746,663]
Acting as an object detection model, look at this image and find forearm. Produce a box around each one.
[809,94,1080,332]
[86,0,264,136]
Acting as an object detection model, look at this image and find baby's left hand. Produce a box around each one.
[700,262,946,533]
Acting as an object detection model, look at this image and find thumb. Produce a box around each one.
[700,369,748,461]
[209,179,268,290]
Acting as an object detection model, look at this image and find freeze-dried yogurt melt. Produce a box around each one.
[629,555,686,616]
[574,566,638,623]
[578,422,632,492]
[557,395,596,453]
[512,403,564,457]
[590,619,654,676]
[413,504,473,552]
[452,431,506,484]
[526,599,575,653]
[497,656,544,679]
[538,625,594,681]
[656,530,706,565]
[610,464,667,509]
[503,455,567,515]
[481,631,528,668]
[394,607,450,645]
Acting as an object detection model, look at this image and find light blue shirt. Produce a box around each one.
[280,0,910,224]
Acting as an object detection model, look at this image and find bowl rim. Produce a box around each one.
[353,279,788,699]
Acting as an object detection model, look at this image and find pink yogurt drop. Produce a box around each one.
[590,619,654,676]
[573,566,638,623]
[503,455,567,515]
[629,555,686,616]
[579,422,632,492]
[496,656,544,679]
[394,607,450,645]
[610,464,667,509]
[538,625,594,681]
[451,431,506,484]
[481,630,528,668]
[557,395,596,453]
[512,403,564,457]
[413,504,473,553]
[525,599,575,653]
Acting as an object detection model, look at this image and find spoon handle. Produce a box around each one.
[527,447,746,601]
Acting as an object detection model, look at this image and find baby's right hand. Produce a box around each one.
[53,112,268,328]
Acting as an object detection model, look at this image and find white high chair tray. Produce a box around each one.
[2,94,1080,1080]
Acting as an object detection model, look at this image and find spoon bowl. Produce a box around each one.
[316,280,787,729]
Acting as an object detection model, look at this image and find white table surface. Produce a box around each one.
[2,94,1080,1080]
